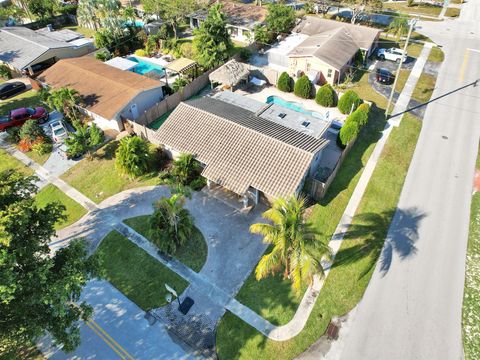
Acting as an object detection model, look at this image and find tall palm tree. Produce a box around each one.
[150,194,194,254]
[45,87,80,122]
[171,153,201,186]
[77,0,100,31]
[388,15,409,40]
[251,195,331,293]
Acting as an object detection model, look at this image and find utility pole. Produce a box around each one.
[385,17,418,118]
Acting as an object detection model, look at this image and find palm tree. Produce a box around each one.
[171,153,201,186]
[388,15,409,40]
[77,0,100,31]
[251,195,331,293]
[115,136,150,178]
[150,194,194,254]
[45,87,80,122]
[122,5,136,24]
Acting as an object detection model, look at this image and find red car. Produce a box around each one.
[0,107,49,131]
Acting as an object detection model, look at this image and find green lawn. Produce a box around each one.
[428,47,445,62]
[0,89,46,115]
[395,69,412,94]
[216,114,422,359]
[450,0,463,4]
[410,32,433,43]
[61,141,162,203]
[123,215,208,272]
[445,7,461,17]
[338,71,387,109]
[24,150,51,165]
[35,184,87,230]
[384,2,442,17]
[63,26,96,38]
[96,231,189,310]
[405,42,424,58]
[412,73,436,103]
[0,148,33,175]
[462,149,480,360]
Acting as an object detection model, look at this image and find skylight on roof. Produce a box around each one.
[302,121,310,127]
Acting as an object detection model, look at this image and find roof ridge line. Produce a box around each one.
[183,98,321,156]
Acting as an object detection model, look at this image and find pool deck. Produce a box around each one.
[235,86,346,124]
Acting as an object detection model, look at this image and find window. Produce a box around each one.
[229,27,238,37]
[327,69,332,77]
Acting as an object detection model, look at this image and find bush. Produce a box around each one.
[32,141,53,155]
[88,123,104,147]
[172,77,190,93]
[338,90,362,114]
[277,72,293,92]
[19,120,46,142]
[134,49,148,57]
[95,50,111,62]
[315,84,336,107]
[0,65,11,80]
[180,42,195,59]
[115,136,150,178]
[339,119,360,146]
[294,75,313,99]
[238,48,252,61]
[6,127,20,143]
[407,0,414,6]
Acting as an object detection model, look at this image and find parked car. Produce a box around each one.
[0,81,27,100]
[376,68,395,85]
[49,120,69,142]
[0,107,49,131]
[377,48,408,63]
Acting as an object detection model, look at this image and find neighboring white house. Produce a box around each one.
[188,0,267,44]
[38,57,166,132]
[0,26,95,76]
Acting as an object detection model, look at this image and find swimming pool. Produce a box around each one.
[127,56,165,76]
[124,20,144,27]
[266,95,324,120]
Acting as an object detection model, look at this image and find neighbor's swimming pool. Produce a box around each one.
[127,56,165,76]
[266,95,324,120]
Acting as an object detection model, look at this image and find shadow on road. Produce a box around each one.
[332,207,426,277]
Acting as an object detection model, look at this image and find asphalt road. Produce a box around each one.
[339,2,480,360]
[38,280,195,360]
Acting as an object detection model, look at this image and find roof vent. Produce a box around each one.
[255,103,274,117]
[302,121,310,127]
[278,112,286,119]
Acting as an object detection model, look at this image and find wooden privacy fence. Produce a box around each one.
[309,138,356,200]
[125,120,160,145]
[134,69,214,126]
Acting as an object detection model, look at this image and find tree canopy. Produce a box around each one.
[193,3,232,69]
[0,170,101,357]
[265,3,296,36]
[141,0,195,38]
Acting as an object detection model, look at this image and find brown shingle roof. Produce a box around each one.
[290,17,381,69]
[154,97,327,198]
[37,57,163,120]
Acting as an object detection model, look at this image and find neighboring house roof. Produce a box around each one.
[38,57,163,120]
[0,26,72,70]
[289,17,381,70]
[35,27,84,42]
[154,97,328,198]
[190,0,267,30]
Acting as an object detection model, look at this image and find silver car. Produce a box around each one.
[49,120,69,142]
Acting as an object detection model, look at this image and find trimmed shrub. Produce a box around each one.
[19,120,46,142]
[356,103,370,126]
[339,119,360,146]
[95,50,111,62]
[315,84,336,107]
[338,90,362,114]
[134,49,148,57]
[32,141,53,155]
[0,65,12,80]
[238,48,252,61]
[277,72,293,92]
[294,75,313,99]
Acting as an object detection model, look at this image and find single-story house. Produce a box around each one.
[37,57,166,131]
[154,92,330,207]
[188,0,267,44]
[0,26,95,76]
[268,17,381,85]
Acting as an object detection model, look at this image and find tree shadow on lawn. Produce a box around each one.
[332,207,426,278]
[320,104,386,206]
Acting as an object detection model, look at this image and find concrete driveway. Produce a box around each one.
[38,280,197,360]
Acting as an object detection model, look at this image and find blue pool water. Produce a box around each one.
[127,56,165,76]
[266,95,324,120]
[124,20,144,27]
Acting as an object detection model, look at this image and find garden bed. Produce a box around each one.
[123,215,208,272]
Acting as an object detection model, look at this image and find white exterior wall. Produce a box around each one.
[80,107,123,132]
[227,25,253,44]
[29,44,95,68]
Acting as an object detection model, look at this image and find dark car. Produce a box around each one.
[0,107,49,131]
[376,68,395,85]
[0,81,27,100]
